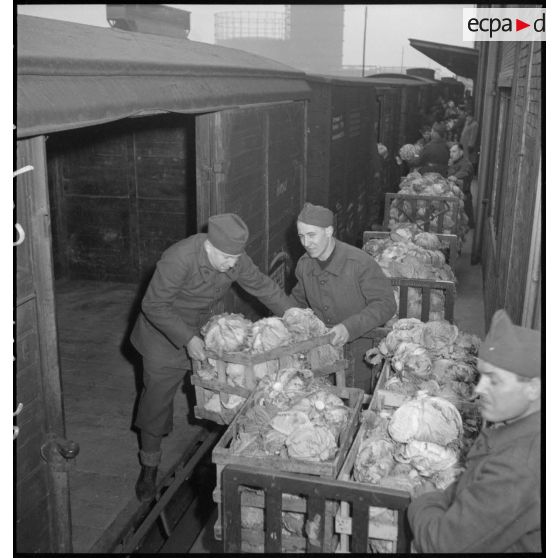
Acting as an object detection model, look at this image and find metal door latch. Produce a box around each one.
[40,433,80,471]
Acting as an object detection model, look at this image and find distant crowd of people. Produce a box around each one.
[377,94,479,228]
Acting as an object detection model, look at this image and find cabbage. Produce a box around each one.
[221,394,246,410]
[391,342,432,378]
[399,143,422,162]
[421,320,459,350]
[225,363,247,387]
[249,317,292,352]
[414,232,442,250]
[388,395,463,445]
[282,307,328,340]
[354,437,396,483]
[270,411,313,436]
[201,313,252,355]
[286,425,337,462]
[394,440,459,475]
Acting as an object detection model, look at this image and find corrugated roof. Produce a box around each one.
[17,15,311,138]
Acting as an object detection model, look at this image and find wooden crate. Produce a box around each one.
[336,361,411,552]
[390,276,456,323]
[212,385,364,482]
[191,332,349,424]
[362,229,459,269]
[212,484,339,551]
[212,385,364,548]
[220,464,411,553]
[384,193,462,235]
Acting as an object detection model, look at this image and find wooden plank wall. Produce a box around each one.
[209,102,306,321]
[46,115,197,284]
[330,84,378,244]
[16,138,71,552]
[306,81,332,207]
[479,41,542,325]
[16,176,52,552]
[499,42,541,324]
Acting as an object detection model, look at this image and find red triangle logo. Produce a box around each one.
[516,18,530,31]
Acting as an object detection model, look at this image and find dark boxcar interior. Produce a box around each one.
[47,114,198,285]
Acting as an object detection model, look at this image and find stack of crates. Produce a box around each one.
[211,386,364,552]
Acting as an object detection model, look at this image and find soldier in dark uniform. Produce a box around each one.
[288,203,396,393]
[408,310,541,553]
[130,213,294,501]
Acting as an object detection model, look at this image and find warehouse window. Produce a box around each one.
[490,88,512,239]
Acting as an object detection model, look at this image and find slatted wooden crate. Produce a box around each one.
[212,385,364,546]
[191,332,349,425]
[362,229,459,269]
[335,361,411,552]
[389,276,456,324]
[221,464,411,554]
[384,193,462,235]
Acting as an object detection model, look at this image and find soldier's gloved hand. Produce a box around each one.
[186,335,207,361]
[330,324,350,346]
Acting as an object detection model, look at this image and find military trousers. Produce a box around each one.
[135,350,190,437]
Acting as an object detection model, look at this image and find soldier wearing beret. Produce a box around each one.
[289,203,396,393]
[408,309,541,553]
[130,213,294,501]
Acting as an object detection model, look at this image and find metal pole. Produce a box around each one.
[362,6,368,77]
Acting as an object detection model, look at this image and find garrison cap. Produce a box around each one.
[207,213,249,255]
[478,309,541,378]
[297,203,334,228]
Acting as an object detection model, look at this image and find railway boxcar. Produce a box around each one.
[305,74,382,241]
[16,14,312,552]
[364,74,430,197]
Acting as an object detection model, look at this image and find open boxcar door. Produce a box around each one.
[15,137,77,552]
[195,103,307,319]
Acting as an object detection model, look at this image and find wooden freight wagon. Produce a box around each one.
[16,13,313,552]
[305,74,383,240]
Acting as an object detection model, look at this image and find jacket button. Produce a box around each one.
[324,305,329,310]
[320,280,326,285]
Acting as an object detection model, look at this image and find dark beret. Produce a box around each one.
[297,203,334,227]
[478,309,541,378]
[207,213,249,255]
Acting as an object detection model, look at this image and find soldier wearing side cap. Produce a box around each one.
[130,213,295,501]
[408,309,541,553]
[289,203,397,393]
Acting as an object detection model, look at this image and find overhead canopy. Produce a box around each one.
[17,15,311,138]
[409,38,479,80]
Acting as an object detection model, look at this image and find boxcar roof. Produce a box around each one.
[364,75,425,87]
[17,15,311,138]
[305,73,378,87]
